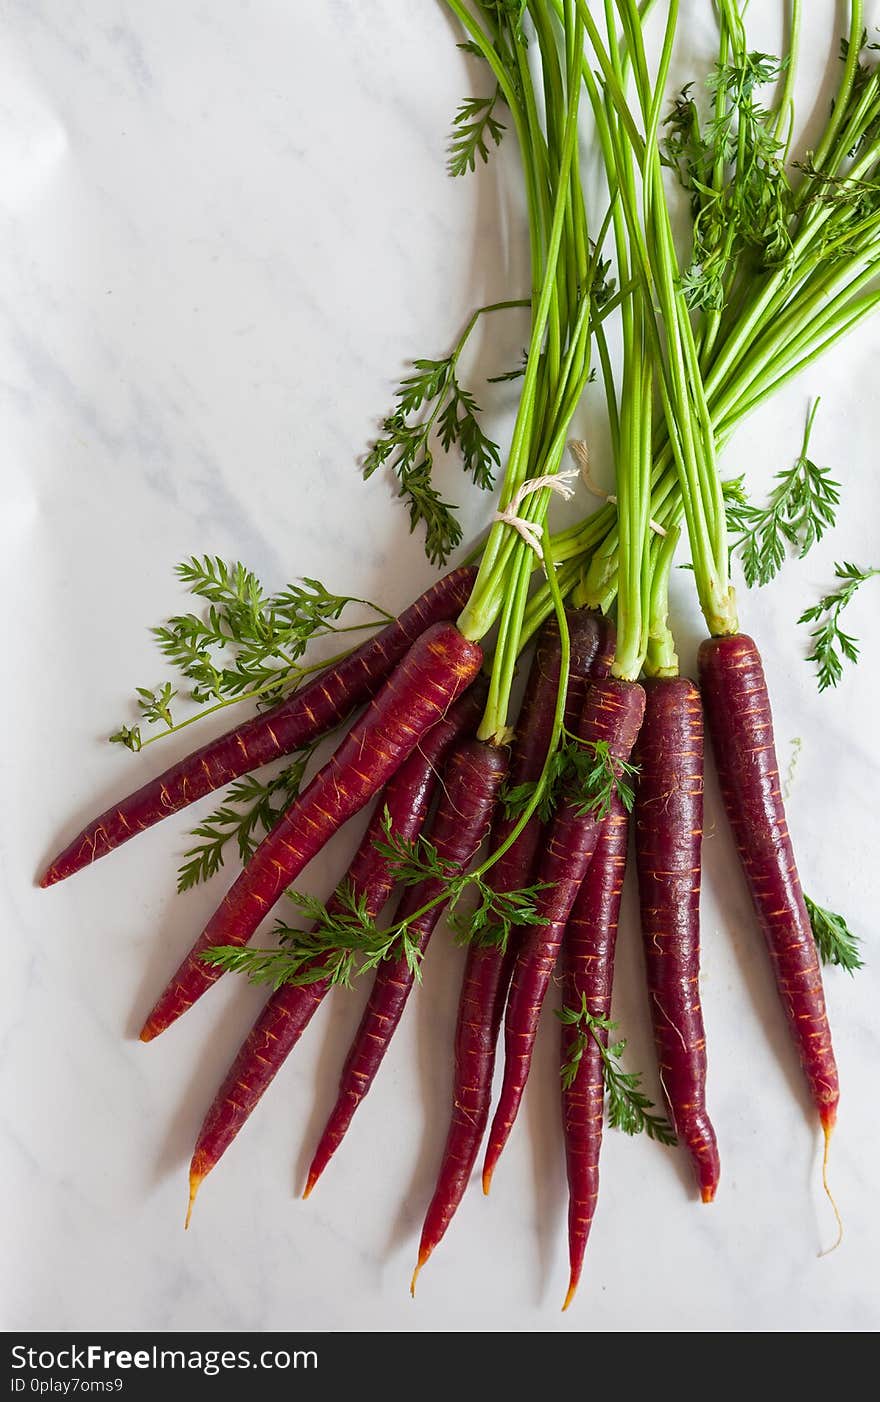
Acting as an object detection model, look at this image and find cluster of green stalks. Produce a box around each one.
[446,0,879,733]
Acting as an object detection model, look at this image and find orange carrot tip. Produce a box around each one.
[185,1170,204,1230]
[481,1164,494,1196]
[701,1184,717,1205]
[410,1243,433,1296]
[301,1171,319,1201]
[562,1274,580,1313]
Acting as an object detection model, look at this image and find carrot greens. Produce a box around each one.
[798,562,880,690]
[557,1001,676,1144]
[111,558,391,752]
[726,401,839,588]
[514,0,880,663]
[805,897,864,974]
[363,300,529,565]
[176,755,318,892]
[205,882,426,992]
[501,735,639,824]
[447,90,506,176]
[204,874,547,988]
[203,800,550,988]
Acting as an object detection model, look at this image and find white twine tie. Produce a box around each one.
[567,439,668,537]
[492,468,580,557]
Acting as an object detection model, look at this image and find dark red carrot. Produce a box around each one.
[561,609,606,727]
[40,566,477,888]
[588,611,617,682]
[483,676,645,1190]
[140,622,483,1042]
[560,795,629,1312]
[633,677,719,1204]
[186,682,486,1218]
[411,609,601,1282]
[303,738,508,1197]
[698,634,839,1138]
[490,608,605,1033]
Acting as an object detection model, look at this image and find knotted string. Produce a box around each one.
[492,468,579,557]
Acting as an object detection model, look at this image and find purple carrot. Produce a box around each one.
[560,795,629,1311]
[634,677,719,1203]
[412,608,602,1279]
[698,634,839,1140]
[589,612,617,681]
[186,682,485,1219]
[141,622,483,1041]
[303,738,508,1199]
[40,566,476,887]
[483,676,646,1190]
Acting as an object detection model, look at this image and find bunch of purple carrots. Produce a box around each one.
[41,1,872,1307]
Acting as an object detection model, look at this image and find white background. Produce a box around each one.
[2,1,878,1333]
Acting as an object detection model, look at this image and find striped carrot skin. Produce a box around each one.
[140,622,483,1042]
[634,677,720,1203]
[489,609,605,1034]
[588,611,617,683]
[561,609,605,729]
[186,683,485,1213]
[483,677,646,1189]
[561,795,629,1312]
[698,634,839,1134]
[303,739,508,1197]
[39,566,477,887]
[489,608,602,899]
[412,610,601,1278]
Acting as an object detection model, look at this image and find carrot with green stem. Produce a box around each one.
[481,1,655,1189]
[40,566,476,888]
[140,621,483,1041]
[483,675,646,1188]
[303,736,508,1198]
[589,1,840,1161]
[186,681,485,1219]
[633,532,719,1201]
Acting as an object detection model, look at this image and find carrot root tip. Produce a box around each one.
[301,1170,319,1201]
[481,1165,494,1196]
[818,1117,843,1257]
[185,1171,204,1231]
[409,1243,432,1297]
[701,1184,717,1204]
[820,1101,837,1136]
[562,1275,580,1313]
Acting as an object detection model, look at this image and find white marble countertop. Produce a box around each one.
[2,1,878,1333]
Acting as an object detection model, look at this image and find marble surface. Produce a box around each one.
[2,1,879,1334]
